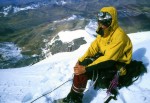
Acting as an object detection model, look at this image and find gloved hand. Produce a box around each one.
[119,67,126,76]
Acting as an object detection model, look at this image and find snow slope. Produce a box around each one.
[0,30,150,103]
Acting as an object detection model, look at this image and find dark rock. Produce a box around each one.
[49,37,86,55]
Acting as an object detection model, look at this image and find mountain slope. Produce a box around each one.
[0,30,150,103]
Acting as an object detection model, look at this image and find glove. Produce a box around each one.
[119,67,126,76]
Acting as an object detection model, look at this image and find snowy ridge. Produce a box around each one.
[57,30,93,43]
[0,30,150,103]
[13,4,40,13]
[0,0,68,17]
[85,20,98,37]
[0,42,22,63]
[53,15,84,23]
[0,4,40,17]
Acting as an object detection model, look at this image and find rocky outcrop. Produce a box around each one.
[49,37,86,55]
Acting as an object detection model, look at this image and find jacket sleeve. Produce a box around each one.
[86,37,126,71]
[78,36,100,62]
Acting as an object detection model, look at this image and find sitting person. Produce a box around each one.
[63,6,133,103]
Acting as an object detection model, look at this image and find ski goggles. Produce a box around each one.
[97,11,112,21]
[97,12,112,27]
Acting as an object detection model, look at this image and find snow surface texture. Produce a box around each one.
[0,30,150,103]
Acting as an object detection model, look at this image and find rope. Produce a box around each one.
[30,71,99,103]
[30,79,72,103]
[90,71,99,89]
[76,71,99,93]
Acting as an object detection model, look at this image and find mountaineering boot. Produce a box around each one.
[63,92,83,103]
[63,91,83,103]
[53,91,83,103]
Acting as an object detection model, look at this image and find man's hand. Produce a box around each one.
[119,67,126,76]
[74,63,86,75]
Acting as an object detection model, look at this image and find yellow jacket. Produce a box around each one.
[78,7,133,69]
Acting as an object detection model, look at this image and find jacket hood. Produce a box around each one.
[100,6,119,31]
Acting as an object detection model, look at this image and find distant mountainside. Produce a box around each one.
[0,0,150,6]
[0,0,150,68]
[0,0,46,6]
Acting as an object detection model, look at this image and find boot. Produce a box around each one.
[63,91,83,103]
